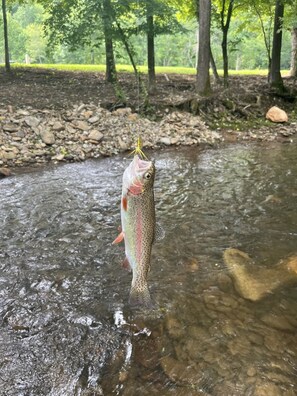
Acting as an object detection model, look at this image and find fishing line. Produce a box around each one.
[128,0,147,159]
[135,0,143,156]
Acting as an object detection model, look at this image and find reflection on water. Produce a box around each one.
[0,142,296,395]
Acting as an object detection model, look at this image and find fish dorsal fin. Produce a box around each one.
[154,222,165,242]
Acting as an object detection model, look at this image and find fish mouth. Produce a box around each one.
[133,155,152,172]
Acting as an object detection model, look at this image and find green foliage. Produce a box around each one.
[0,13,26,62]
[0,0,295,70]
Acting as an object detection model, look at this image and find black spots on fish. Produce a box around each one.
[129,283,152,308]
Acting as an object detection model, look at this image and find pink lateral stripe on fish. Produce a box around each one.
[112,154,156,307]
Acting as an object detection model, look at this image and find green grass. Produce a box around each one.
[9,63,198,74]
[3,62,289,76]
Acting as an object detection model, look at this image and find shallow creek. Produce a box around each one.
[0,142,296,396]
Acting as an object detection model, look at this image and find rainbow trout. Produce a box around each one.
[113,154,156,307]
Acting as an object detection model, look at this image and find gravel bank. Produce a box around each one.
[0,103,296,173]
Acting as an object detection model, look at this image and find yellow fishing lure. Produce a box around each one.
[130,136,148,159]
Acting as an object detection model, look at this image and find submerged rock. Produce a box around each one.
[165,316,185,339]
[223,248,297,301]
[254,382,283,396]
[0,167,11,177]
[261,312,295,332]
[160,356,200,385]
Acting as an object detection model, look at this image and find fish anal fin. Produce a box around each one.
[122,257,131,272]
[112,231,124,245]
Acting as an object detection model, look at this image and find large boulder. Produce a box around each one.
[266,106,288,123]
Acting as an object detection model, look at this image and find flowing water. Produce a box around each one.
[0,142,297,396]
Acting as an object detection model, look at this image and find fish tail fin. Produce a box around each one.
[129,283,152,308]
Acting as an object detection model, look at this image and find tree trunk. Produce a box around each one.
[196,0,211,95]
[270,0,284,90]
[115,20,139,81]
[115,19,147,100]
[102,0,117,83]
[221,28,228,85]
[2,0,11,73]
[210,47,221,84]
[146,9,156,93]
[290,27,297,77]
[252,0,272,78]
[220,0,234,87]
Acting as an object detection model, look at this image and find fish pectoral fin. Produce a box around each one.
[154,222,165,242]
[112,231,124,245]
[122,257,131,272]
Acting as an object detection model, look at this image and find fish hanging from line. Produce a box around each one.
[112,141,164,307]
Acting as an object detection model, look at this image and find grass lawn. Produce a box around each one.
[1,63,289,76]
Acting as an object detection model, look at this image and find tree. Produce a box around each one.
[131,0,183,92]
[269,0,284,90]
[102,0,117,82]
[250,0,274,74]
[1,0,11,72]
[40,0,117,82]
[146,1,156,92]
[290,26,297,76]
[219,0,235,86]
[196,0,211,94]
[286,1,297,77]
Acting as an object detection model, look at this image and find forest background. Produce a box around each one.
[0,0,296,74]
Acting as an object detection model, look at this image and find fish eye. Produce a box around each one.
[144,172,151,180]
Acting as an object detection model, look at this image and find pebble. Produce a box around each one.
[227,337,251,357]
[165,316,185,339]
[40,130,55,145]
[247,367,257,377]
[1,151,17,160]
[247,332,264,346]
[3,123,19,132]
[52,121,64,131]
[88,115,100,124]
[75,120,90,131]
[160,137,171,145]
[88,130,104,142]
[24,116,40,128]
